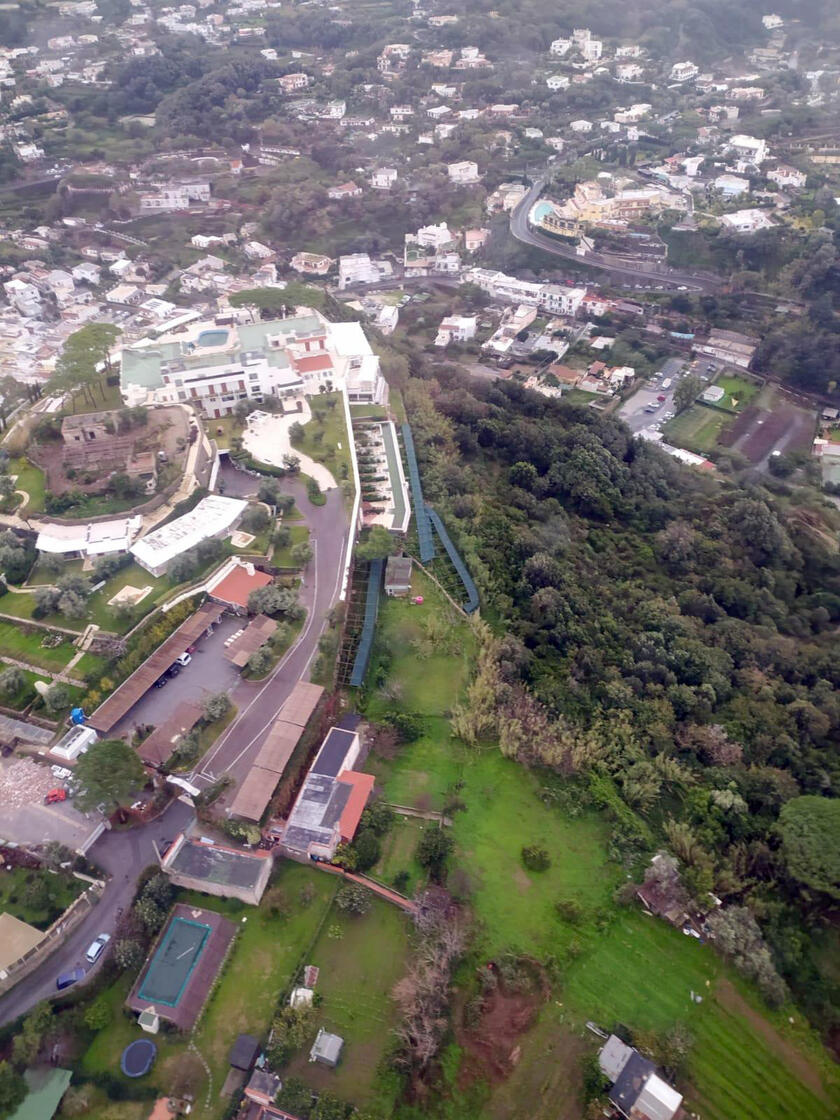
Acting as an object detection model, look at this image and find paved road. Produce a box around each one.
[509,180,723,294]
[0,798,194,1027]
[195,467,348,789]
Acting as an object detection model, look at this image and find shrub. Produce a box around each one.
[521,844,551,872]
[417,828,454,882]
[352,829,381,872]
[335,883,372,915]
[555,898,583,923]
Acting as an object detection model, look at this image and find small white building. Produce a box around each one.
[447,160,480,184]
[435,315,477,346]
[370,167,398,190]
[714,173,750,198]
[670,61,699,82]
[338,253,391,289]
[720,208,775,234]
[131,495,248,576]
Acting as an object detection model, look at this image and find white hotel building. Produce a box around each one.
[119,312,388,417]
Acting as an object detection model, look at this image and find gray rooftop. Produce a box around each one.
[169,838,267,889]
[282,772,352,854]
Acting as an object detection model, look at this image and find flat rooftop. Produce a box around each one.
[311,727,356,777]
[167,837,270,889]
[131,495,247,570]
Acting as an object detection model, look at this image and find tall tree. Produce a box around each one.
[51,323,121,408]
[73,738,146,815]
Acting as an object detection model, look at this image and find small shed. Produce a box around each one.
[229,1033,260,1072]
[309,1027,344,1068]
[384,554,412,597]
[290,986,314,1009]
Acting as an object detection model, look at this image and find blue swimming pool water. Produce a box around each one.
[196,329,229,348]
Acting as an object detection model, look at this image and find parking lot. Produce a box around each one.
[620,357,688,433]
[110,614,245,739]
[0,757,105,853]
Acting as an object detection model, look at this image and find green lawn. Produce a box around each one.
[0,866,85,929]
[25,557,84,587]
[9,457,46,514]
[282,896,409,1111]
[715,374,759,412]
[370,815,427,895]
[0,660,49,710]
[291,393,353,485]
[365,569,475,719]
[0,620,77,672]
[82,864,339,1120]
[350,404,388,420]
[273,523,310,568]
[663,405,728,454]
[360,559,840,1120]
[207,414,243,450]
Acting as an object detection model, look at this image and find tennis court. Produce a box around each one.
[138,917,211,1006]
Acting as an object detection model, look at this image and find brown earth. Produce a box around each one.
[715,978,830,1104]
[457,968,550,1089]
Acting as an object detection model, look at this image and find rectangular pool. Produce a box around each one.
[137,917,211,1007]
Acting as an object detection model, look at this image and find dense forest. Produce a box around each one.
[402,365,840,1034]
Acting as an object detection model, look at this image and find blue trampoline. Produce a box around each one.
[121,1039,157,1078]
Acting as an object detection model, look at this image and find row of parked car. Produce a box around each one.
[56,933,110,990]
[153,650,192,689]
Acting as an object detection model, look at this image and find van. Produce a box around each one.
[56,967,85,990]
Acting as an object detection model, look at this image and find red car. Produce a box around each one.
[657,394,666,402]
[44,788,67,805]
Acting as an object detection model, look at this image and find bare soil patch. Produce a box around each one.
[457,967,549,1089]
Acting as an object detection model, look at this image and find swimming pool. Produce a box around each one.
[137,917,211,1007]
[196,329,229,348]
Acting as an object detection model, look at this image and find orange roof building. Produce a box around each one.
[208,560,272,611]
[337,770,376,843]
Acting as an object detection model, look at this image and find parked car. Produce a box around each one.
[56,967,86,990]
[85,933,111,965]
[175,652,192,667]
[657,394,666,402]
[153,677,168,689]
[167,664,181,679]
[44,788,67,805]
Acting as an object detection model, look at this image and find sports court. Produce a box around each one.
[128,904,236,1029]
[137,917,211,1006]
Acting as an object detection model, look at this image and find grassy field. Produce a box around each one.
[0,865,85,929]
[283,896,410,1110]
[207,414,243,450]
[361,569,840,1120]
[371,815,427,895]
[0,620,77,672]
[9,457,46,514]
[365,569,475,719]
[291,393,353,485]
[273,523,310,568]
[715,374,759,412]
[82,864,339,1120]
[663,405,728,454]
[0,660,49,710]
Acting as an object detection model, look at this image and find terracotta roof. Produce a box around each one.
[294,353,334,373]
[224,614,276,668]
[139,701,203,768]
[209,564,272,609]
[337,770,376,842]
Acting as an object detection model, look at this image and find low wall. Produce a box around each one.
[0,881,103,996]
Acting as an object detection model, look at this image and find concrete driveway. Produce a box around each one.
[242,406,337,491]
[0,797,194,1027]
[195,473,348,789]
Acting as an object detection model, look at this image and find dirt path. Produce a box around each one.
[715,978,830,1103]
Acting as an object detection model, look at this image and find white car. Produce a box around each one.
[85,933,111,964]
[175,652,192,667]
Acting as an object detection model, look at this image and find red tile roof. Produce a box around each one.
[294,353,334,373]
[337,771,376,843]
[209,565,272,609]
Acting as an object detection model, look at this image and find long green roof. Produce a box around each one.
[11,1068,72,1120]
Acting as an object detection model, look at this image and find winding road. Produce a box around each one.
[0,798,194,1027]
[509,179,723,293]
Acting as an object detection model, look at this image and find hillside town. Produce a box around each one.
[0,3,838,1120]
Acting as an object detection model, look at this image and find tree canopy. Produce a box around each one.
[73,738,147,813]
[779,796,840,901]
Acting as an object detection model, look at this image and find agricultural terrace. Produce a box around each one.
[359,569,840,1120]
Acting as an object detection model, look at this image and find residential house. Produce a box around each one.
[550,38,571,56]
[448,160,480,184]
[726,133,768,167]
[464,228,490,252]
[670,60,699,82]
[616,62,644,81]
[599,1035,683,1120]
[277,72,310,92]
[434,314,477,346]
[547,74,570,91]
[370,167,398,190]
[4,279,42,316]
[338,253,392,289]
[767,164,806,189]
[485,182,528,213]
[695,327,757,369]
[329,180,362,200]
[482,304,538,355]
[569,119,593,133]
[72,262,101,286]
[289,252,332,276]
[720,208,774,234]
